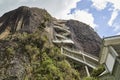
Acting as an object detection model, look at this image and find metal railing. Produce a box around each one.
[52,22,99,69]
[62,47,99,69]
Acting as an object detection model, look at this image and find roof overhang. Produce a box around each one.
[104,35,120,46]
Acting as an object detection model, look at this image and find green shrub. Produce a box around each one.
[0,28,81,80]
[5,47,15,58]
[83,77,98,80]
[91,65,105,77]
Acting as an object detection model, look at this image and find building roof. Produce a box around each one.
[103,35,120,46]
[104,35,120,39]
[100,35,120,64]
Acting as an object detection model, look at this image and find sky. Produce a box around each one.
[0,0,120,37]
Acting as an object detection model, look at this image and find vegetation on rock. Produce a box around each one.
[91,65,105,77]
[0,29,80,80]
[0,6,102,80]
[83,77,98,80]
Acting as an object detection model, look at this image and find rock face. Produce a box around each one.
[0,6,102,79]
[0,6,52,34]
[66,20,102,56]
[0,6,101,80]
[0,6,102,56]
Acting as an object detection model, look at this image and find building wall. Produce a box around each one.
[105,52,115,72]
[100,47,108,64]
[113,58,120,80]
[99,58,120,80]
[99,72,115,80]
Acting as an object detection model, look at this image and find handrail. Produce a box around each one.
[53,40,74,44]
[63,47,99,61]
[52,22,99,69]
[62,47,99,68]
[63,53,97,69]
[55,34,67,39]
[53,25,70,33]
[62,32,70,36]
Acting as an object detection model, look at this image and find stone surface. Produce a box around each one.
[0,6,102,56]
[0,6,52,34]
[0,6,102,79]
[66,20,102,56]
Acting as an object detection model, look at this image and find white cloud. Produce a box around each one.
[91,0,120,11]
[112,22,120,31]
[116,32,120,35]
[0,0,81,20]
[44,0,80,19]
[91,0,108,10]
[106,0,120,28]
[0,0,3,4]
[22,0,80,19]
[18,0,28,2]
[67,10,97,28]
[91,0,120,29]
[108,10,118,26]
[108,0,120,10]
[0,0,97,28]
[39,0,96,28]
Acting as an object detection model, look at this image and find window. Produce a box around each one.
[105,53,115,73]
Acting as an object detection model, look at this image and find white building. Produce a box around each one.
[99,35,120,80]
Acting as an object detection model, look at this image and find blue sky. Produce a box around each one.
[0,0,120,37]
[69,0,120,37]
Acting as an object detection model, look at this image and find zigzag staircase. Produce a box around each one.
[52,20,99,76]
[62,47,99,69]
